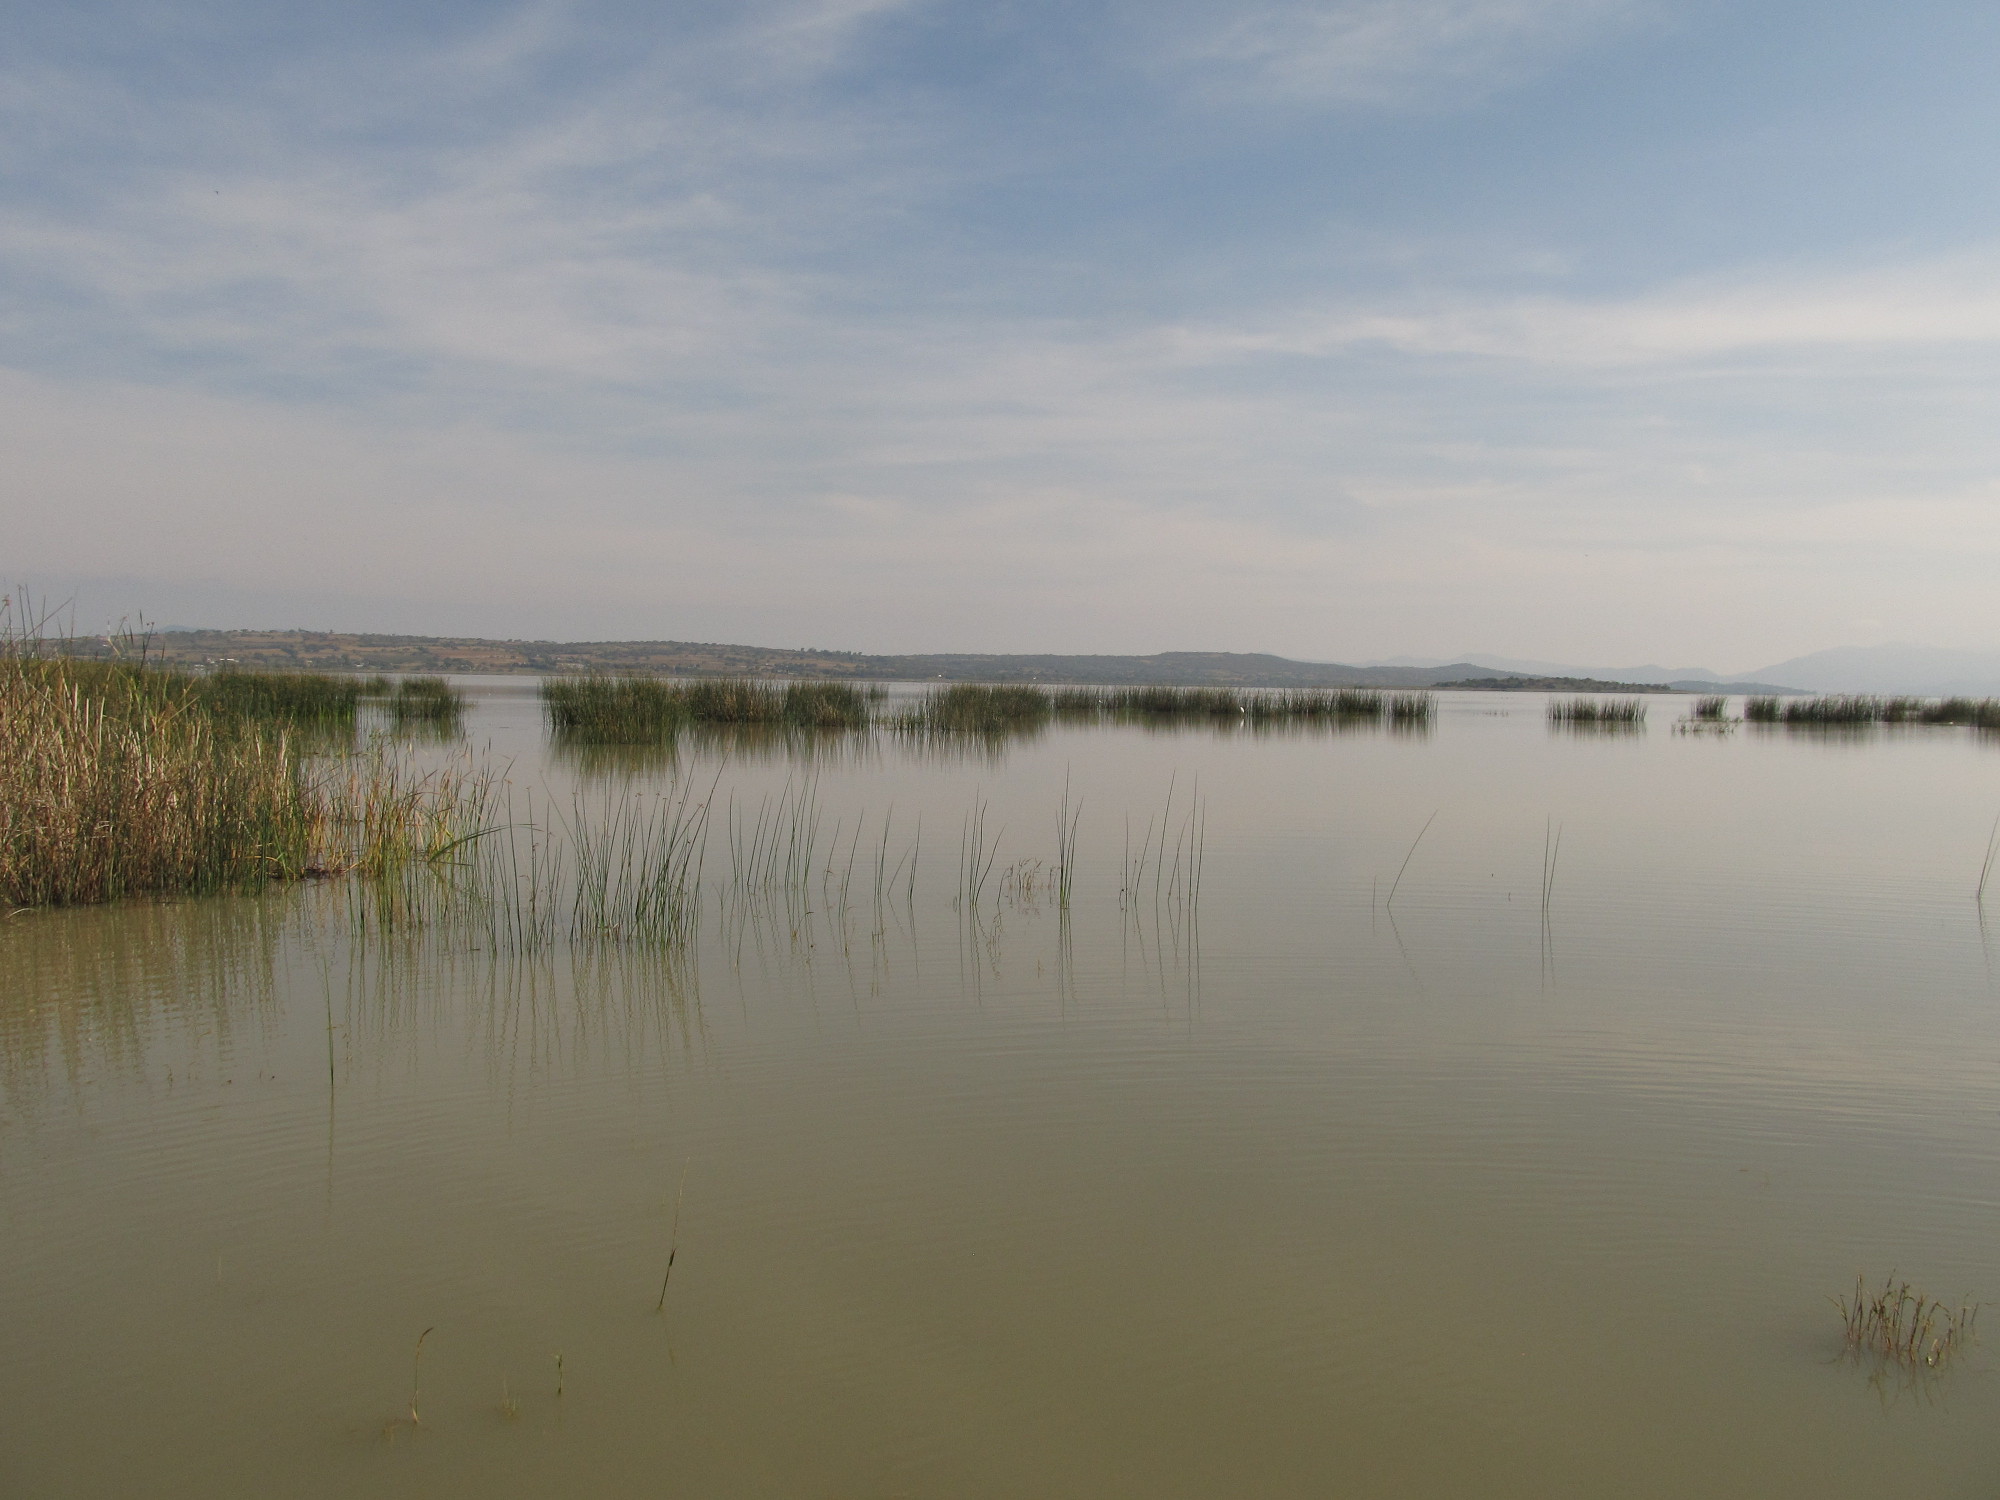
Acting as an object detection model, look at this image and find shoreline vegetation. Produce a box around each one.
[10,617,2000,917]
[542,677,1436,742]
[1743,695,2000,728]
[0,640,481,908]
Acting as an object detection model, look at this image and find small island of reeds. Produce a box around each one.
[1746,695,2000,728]
[543,676,1434,742]
[1548,696,1648,726]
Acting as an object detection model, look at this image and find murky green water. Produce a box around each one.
[6,688,2000,1497]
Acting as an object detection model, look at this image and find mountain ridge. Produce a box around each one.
[67,629,1702,690]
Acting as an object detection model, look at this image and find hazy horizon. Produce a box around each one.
[7,1,1999,664]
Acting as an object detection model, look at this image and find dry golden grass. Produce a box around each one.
[0,654,490,908]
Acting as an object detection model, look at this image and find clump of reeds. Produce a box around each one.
[543,676,869,741]
[0,656,325,905]
[1690,695,1728,721]
[1778,695,1899,725]
[779,681,871,728]
[1832,1274,1978,1371]
[544,676,687,740]
[1102,685,1243,717]
[1741,695,2000,729]
[566,783,709,945]
[1548,696,1647,725]
[196,668,361,727]
[904,683,1053,735]
[1046,684,1432,727]
[0,649,495,908]
[369,675,466,735]
[1921,697,2000,729]
[318,746,496,874]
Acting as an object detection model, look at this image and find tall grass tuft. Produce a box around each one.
[1690,695,1728,721]
[1052,684,1433,727]
[1548,696,1647,725]
[1778,695,1900,725]
[566,783,710,945]
[544,675,870,741]
[905,683,1054,734]
[198,668,361,727]
[0,656,326,905]
[1921,697,2000,729]
[0,649,495,909]
[1832,1274,1977,1371]
[1742,695,2000,729]
[544,677,689,740]
[371,675,466,736]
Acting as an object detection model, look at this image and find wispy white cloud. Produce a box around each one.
[1155,0,1644,107]
[1185,253,2000,365]
[6,0,2000,663]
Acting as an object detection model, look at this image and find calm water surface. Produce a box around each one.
[5,688,2000,1497]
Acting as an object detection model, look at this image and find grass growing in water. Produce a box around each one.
[365,675,466,735]
[0,651,494,908]
[544,676,872,740]
[1745,695,2000,728]
[1832,1275,1977,1371]
[1690,695,1728,720]
[906,683,1054,734]
[0,657,320,905]
[897,682,1434,732]
[1548,696,1647,725]
[198,668,361,727]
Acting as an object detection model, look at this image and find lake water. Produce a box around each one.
[5,686,2000,1497]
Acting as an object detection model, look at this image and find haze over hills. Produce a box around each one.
[1376,645,2000,696]
[109,630,1689,689]
[78,629,2000,695]
[1741,646,2000,696]
[125,630,1546,687]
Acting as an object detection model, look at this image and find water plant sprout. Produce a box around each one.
[1832,1275,1977,1371]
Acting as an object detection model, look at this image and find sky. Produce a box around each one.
[5,0,2000,670]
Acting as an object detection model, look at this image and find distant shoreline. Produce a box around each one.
[68,628,1799,694]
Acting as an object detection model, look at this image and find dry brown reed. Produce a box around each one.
[1832,1274,1978,1371]
[0,652,494,908]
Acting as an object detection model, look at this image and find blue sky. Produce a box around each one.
[6,0,2000,668]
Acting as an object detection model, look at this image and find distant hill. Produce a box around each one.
[63,629,1690,690]
[1377,652,1729,682]
[1742,644,2000,696]
[1378,643,2000,695]
[1431,675,1676,693]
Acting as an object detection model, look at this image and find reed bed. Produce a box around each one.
[366,675,466,735]
[1833,1274,1978,1371]
[1922,697,2000,728]
[543,676,872,741]
[905,683,1054,734]
[1745,695,2000,728]
[1548,696,1648,725]
[0,658,322,906]
[1690,695,1728,721]
[0,654,492,908]
[1069,684,1430,723]
[198,668,361,727]
[899,682,1434,733]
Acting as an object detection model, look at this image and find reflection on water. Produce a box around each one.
[0,895,289,1114]
[7,689,2000,1498]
